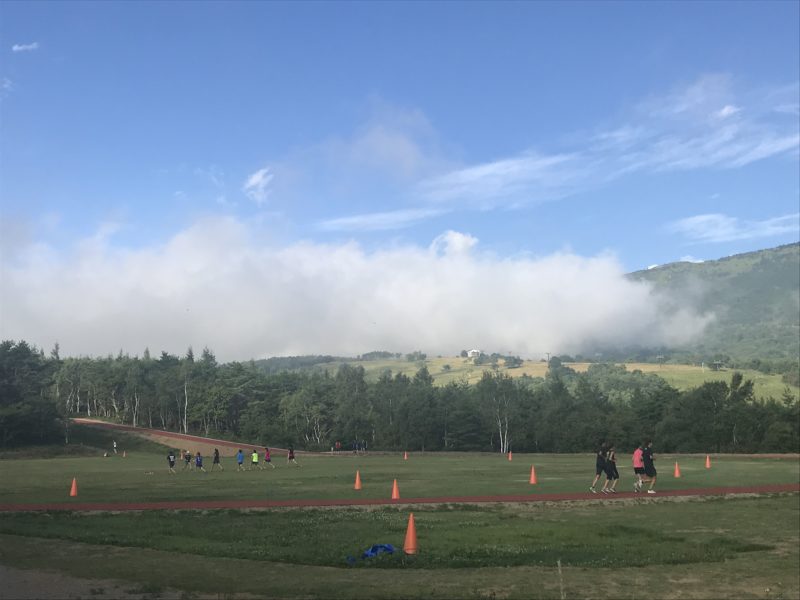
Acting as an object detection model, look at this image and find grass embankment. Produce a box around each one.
[0,495,798,599]
[320,357,799,401]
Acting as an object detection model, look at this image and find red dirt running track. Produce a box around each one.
[1,418,790,513]
[0,483,797,513]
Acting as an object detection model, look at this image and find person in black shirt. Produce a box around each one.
[590,443,607,494]
[601,444,620,493]
[211,448,223,472]
[167,450,176,474]
[642,440,657,494]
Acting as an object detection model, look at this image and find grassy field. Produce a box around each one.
[0,426,798,599]
[318,357,799,401]
[1,437,798,506]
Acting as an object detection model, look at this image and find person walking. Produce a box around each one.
[287,446,301,467]
[183,450,193,471]
[236,449,245,472]
[211,448,223,472]
[167,450,177,474]
[590,443,607,493]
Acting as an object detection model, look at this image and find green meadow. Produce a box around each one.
[319,357,799,401]
[0,425,798,599]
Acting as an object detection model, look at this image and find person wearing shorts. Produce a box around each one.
[251,449,263,470]
[641,440,657,494]
[602,445,620,493]
[183,450,193,471]
[195,452,207,473]
[236,449,245,472]
[590,443,607,493]
[632,444,645,492]
[264,447,275,469]
[287,446,300,467]
[211,448,223,471]
[167,450,176,474]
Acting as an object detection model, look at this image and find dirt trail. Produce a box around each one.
[72,417,291,458]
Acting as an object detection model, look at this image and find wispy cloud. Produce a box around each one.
[317,208,446,232]
[417,75,799,210]
[668,213,800,243]
[12,42,39,53]
[242,167,273,205]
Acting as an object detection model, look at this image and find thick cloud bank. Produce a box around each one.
[1,217,711,361]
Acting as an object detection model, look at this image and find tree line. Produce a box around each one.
[1,340,798,453]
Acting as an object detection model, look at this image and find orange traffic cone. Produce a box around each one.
[391,478,400,500]
[403,451,408,461]
[403,513,418,555]
[69,477,78,497]
[354,470,362,490]
[673,461,681,478]
[705,455,711,469]
[508,451,513,461]
[529,465,538,484]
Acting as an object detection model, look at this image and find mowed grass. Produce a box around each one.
[0,495,798,599]
[321,357,800,401]
[0,497,787,569]
[0,433,797,506]
[0,428,798,599]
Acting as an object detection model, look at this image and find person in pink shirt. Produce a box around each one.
[632,444,645,492]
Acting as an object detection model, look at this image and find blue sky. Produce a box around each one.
[1,1,798,359]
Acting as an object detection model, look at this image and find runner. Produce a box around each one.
[183,450,193,471]
[642,440,657,494]
[195,451,207,473]
[264,447,275,469]
[602,444,620,493]
[589,443,607,493]
[251,448,263,470]
[236,449,245,472]
[167,449,176,474]
[113,440,118,455]
[287,446,301,467]
[632,443,645,492]
[211,448,223,472]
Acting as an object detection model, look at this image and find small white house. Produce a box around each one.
[467,349,482,358]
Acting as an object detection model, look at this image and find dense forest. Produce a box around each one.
[2,340,797,454]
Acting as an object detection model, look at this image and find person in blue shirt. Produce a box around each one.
[236,449,245,472]
[195,452,207,473]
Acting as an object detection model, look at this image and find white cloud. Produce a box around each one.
[12,42,39,52]
[668,213,800,243]
[317,208,445,232]
[415,75,799,210]
[0,217,712,361]
[679,255,705,263]
[715,104,741,119]
[242,167,273,205]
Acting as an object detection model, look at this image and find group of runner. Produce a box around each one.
[590,440,657,494]
[167,446,300,473]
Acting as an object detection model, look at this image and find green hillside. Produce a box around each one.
[630,243,800,361]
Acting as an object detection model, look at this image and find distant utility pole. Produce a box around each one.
[546,352,551,366]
